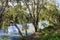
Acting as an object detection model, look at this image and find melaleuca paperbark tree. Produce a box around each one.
[0,0,8,28]
[15,0,58,32]
[19,0,41,32]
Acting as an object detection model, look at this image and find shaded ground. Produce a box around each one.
[19,25,60,40]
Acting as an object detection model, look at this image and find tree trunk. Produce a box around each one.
[33,22,38,32]
[14,23,23,37]
[25,27,27,36]
[34,26,38,32]
[22,20,28,36]
[0,0,8,28]
[12,21,23,37]
[33,0,39,32]
[24,22,28,36]
[0,14,2,28]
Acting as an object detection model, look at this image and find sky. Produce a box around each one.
[56,0,60,7]
[57,0,60,4]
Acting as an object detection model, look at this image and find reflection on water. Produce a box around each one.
[0,33,20,40]
[0,32,33,40]
[0,36,19,40]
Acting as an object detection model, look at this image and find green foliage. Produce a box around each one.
[0,38,11,40]
[37,34,60,40]
[16,0,20,3]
